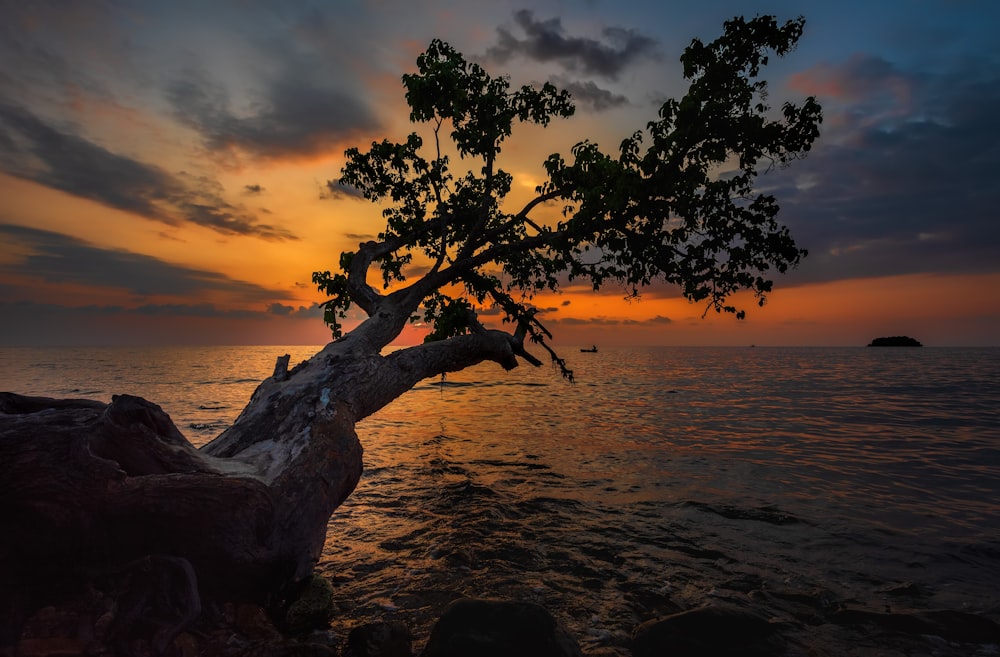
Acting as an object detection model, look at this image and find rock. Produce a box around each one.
[877,581,927,598]
[579,648,631,657]
[622,588,684,620]
[15,637,83,657]
[172,632,200,657]
[285,575,336,634]
[832,607,1000,644]
[919,609,1000,643]
[235,603,284,641]
[345,621,412,657]
[421,599,583,657]
[867,336,922,346]
[630,604,784,657]
[244,642,338,657]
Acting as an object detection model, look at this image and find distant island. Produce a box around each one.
[867,336,923,347]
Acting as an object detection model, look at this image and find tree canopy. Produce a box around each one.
[313,15,821,377]
[2,17,822,647]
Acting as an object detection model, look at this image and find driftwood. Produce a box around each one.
[0,389,361,646]
[0,324,534,648]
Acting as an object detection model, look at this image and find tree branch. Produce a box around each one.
[348,218,442,316]
[431,117,449,272]
[457,152,496,261]
[351,328,542,420]
[486,189,563,243]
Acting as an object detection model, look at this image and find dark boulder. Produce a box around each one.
[420,599,582,657]
[630,604,784,657]
[345,621,412,657]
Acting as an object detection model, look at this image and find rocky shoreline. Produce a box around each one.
[14,575,1000,657]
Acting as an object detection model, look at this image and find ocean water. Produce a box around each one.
[3,345,999,654]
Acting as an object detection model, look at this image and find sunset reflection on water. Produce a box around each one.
[321,346,1000,648]
[3,344,998,653]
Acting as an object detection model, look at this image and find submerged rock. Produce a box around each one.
[630,604,784,657]
[421,598,583,657]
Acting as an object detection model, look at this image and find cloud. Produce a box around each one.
[321,179,365,201]
[486,10,658,80]
[773,56,1000,285]
[789,54,913,108]
[0,300,320,321]
[0,299,327,346]
[0,102,296,240]
[165,66,379,161]
[556,316,619,326]
[0,2,132,112]
[244,183,264,194]
[551,313,672,327]
[132,303,261,319]
[267,302,324,319]
[0,224,286,301]
[557,78,629,112]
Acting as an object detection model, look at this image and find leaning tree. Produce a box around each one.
[1,15,820,647]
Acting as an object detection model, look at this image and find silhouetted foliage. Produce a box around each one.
[314,15,821,373]
[1,18,823,649]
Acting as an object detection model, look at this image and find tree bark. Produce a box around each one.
[0,321,534,647]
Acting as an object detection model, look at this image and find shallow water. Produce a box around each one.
[3,345,999,654]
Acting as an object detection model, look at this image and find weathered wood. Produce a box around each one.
[0,328,535,647]
[0,375,363,645]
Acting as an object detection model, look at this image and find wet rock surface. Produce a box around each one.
[421,598,583,657]
[630,604,784,657]
[12,582,1000,657]
[344,621,412,657]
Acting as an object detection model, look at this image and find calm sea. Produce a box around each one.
[3,345,999,654]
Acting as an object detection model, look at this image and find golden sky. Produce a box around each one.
[1,1,998,347]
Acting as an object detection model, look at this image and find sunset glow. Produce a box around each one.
[1,2,998,347]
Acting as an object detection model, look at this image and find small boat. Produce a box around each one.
[580,346,598,353]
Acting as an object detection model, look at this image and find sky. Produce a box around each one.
[1,0,998,348]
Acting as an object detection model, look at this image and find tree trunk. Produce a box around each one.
[0,322,535,647]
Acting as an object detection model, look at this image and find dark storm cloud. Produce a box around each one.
[0,224,284,300]
[558,316,617,325]
[0,2,126,109]
[557,79,629,112]
[321,179,365,201]
[774,56,1000,285]
[267,302,323,319]
[0,301,312,327]
[487,10,658,80]
[0,300,316,321]
[0,102,296,240]
[268,302,294,316]
[165,68,379,160]
[556,314,671,326]
[0,102,176,218]
[132,303,262,319]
